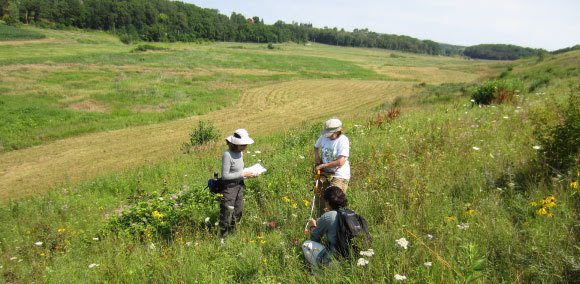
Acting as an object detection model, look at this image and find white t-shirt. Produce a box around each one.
[315,134,350,179]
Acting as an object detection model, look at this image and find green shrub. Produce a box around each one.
[182,120,220,153]
[536,94,580,174]
[131,44,167,52]
[471,80,521,105]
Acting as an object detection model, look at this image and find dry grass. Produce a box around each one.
[374,66,482,84]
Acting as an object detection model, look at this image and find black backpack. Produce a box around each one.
[335,208,372,258]
[207,173,222,194]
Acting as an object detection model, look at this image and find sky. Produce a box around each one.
[184,0,580,51]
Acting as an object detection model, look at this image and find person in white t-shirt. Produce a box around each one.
[313,118,350,216]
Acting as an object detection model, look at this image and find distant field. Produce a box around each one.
[0,24,46,41]
[0,26,502,199]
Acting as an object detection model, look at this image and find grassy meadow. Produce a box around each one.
[1,24,579,283]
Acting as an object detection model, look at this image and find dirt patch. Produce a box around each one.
[66,99,109,113]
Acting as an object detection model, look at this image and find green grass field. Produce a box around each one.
[0,26,578,283]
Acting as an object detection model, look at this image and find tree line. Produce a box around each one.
[1,0,549,60]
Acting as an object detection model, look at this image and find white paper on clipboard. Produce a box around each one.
[243,163,267,175]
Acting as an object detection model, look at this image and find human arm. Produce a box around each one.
[309,214,332,242]
[221,151,243,180]
[315,155,346,171]
[314,147,322,165]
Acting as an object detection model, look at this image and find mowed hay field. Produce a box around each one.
[0,26,501,200]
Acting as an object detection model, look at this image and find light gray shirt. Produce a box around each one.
[222,150,244,181]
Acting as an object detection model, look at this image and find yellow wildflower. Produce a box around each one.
[216,193,224,197]
[367,177,372,183]
[530,201,537,207]
[536,207,547,215]
[40,253,45,257]
[260,240,266,244]
[464,208,475,216]
[292,203,298,209]
[152,211,164,218]
[250,240,255,243]
[303,199,310,207]
[282,196,291,203]
[446,216,456,221]
[547,212,554,218]
[523,221,530,226]
[263,258,267,264]
[57,228,66,232]
[256,236,264,239]
[542,195,556,204]
[571,181,578,189]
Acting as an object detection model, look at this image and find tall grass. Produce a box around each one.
[1,72,577,282]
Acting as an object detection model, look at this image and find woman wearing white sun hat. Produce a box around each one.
[219,128,259,244]
[313,118,350,217]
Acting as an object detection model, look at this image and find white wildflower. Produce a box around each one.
[503,116,509,119]
[533,145,541,150]
[472,146,480,151]
[158,197,164,201]
[34,242,43,246]
[356,258,369,266]
[457,223,470,230]
[185,242,192,247]
[88,263,99,269]
[424,262,432,267]
[299,155,305,159]
[395,274,407,280]
[395,238,409,249]
[426,234,433,240]
[92,237,99,241]
[254,150,261,154]
[359,249,374,257]
[149,243,156,250]
[10,257,17,261]
[204,217,210,223]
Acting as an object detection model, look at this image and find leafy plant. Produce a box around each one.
[182,120,220,153]
[535,94,580,174]
[453,244,486,283]
[471,80,521,105]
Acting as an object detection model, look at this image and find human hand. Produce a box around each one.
[315,163,326,171]
[242,171,256,178]
[307,218,317,228]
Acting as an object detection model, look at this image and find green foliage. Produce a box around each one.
[464,44,540,60]
[131,44,167,52]
[470,80,521,105]
[453,244,486,283]
[551,44,580,55]
[535,94,580,174]
[104,186,218,239]
[181,120,220,153]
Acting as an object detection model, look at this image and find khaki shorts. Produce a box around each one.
[315,174,349,217]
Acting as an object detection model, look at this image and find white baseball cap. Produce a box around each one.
[321,118,342,137]
[226,129,254,145]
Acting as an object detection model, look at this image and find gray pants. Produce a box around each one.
[219,183,244,237]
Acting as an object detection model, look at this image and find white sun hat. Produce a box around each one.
[226,128,254,145]
[321,118,342,138]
